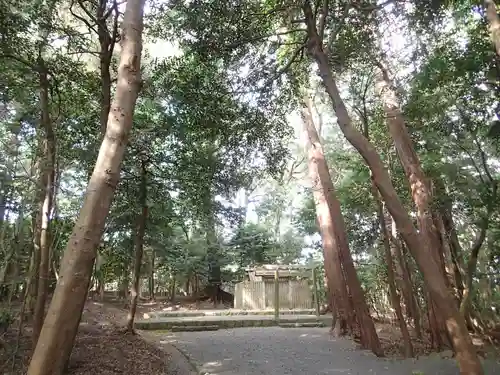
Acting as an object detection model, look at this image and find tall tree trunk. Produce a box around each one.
[434,179,465,300]
[380,201,413,357]
[374,62,451,349]
[148,250,155,300]
[27,0,145,372]
[120,265,130,300]
[126,158,148,332]
[32,67,56,345]
[0,246,16,300]
[185,276,190,296]
[170,274,176,302]
[194,273,199,295]
[434,212,460,298]
[485,0,500,56]
[94,251,105,301]
[28,0,57,315]
[30,181,41,315]
[96,0,118,136]
[302,2,482,373]
[302,97,383,355]
[460,182,497,316]
[205,211,221,306]
[361,113,413,357]
[302,99,351,337]
[0,185,6,229]
[389,220,422,338]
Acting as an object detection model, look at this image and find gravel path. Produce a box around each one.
[164,327,500,375]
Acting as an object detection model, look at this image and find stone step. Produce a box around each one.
[151,308,318,318]
[279,322,326,328]
[135,315,332,331]
[171,325,220,332]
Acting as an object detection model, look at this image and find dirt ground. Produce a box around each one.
[0,301,172,375]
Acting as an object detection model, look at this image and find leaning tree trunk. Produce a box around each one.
[32,67,56,345]
[302,97,383,356]
[302,2,482,374]
[374,61,451,349]
[361,115,413,357]
[126,158,148,332]
[27,0,145,373]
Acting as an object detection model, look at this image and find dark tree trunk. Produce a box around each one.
[148,250,155,300]
[32,66,56,345]
[96,0,119,136]
[126,159,148,332]
[170,275,176,303]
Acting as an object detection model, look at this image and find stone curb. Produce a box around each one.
[166,340,205,375]
[137,330,200,375]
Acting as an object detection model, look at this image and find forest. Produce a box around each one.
[1,0,500,374]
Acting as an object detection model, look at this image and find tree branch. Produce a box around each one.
[0,54,37,71]
[70,0,99,34]
[318,0,329,41]
[224,29,307,50]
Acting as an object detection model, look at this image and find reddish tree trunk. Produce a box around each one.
[302,97,383,355]
[389,221,422,339]
[362,114,413,357]
[302,2,482,373]
[302,99,351,337]
[375,62,454,349]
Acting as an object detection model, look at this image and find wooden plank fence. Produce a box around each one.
[234,280,312,310]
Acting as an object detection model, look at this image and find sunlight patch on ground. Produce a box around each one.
[299,333,323,338]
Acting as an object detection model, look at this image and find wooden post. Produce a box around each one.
[274,269,279,322]
[261,280,266,310]
[312,267,320,317]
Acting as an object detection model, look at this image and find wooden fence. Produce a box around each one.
[234,279,312,310]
